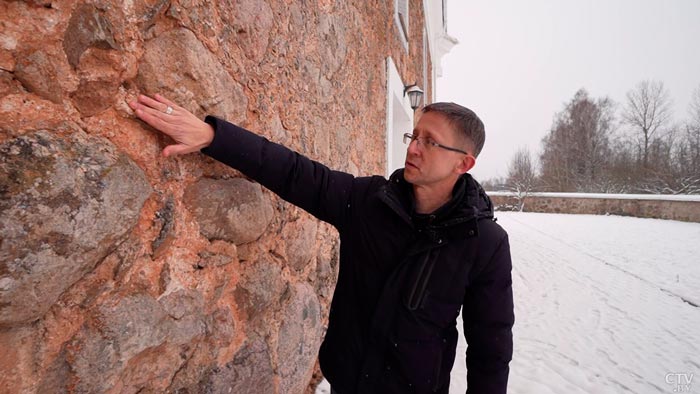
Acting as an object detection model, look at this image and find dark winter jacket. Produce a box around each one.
[202,117,514,394]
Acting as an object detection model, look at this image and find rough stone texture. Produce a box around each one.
[278,283,322,394]
[200,336,275,394]
[71,47,134,116]
[224,0,275,64]
[41,292,207,393]
[234,256,285,322]
[0,0,430,392]
[62,3,120,69]
[137,27,248,122]
[14,45,78,104]
[282,217,319,272]
[185,177,274,245]
[0,131,152,327]
[490,193,700,222]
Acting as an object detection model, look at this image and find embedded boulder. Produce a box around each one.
[62,3,120,69]
[281,217,318,272]
[199,336,275,394]
[0,131,152,327]
[233,256,285,320]
[277,283,322,394]
[185,177,274,245]
[136,27,247,122]
[55,292,206,393]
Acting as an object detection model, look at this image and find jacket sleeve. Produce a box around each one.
[462,231,515,394]
[200,116,354,230]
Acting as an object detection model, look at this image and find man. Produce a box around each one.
[129,94,514,394]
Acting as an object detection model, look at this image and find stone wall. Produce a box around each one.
[0,1,429,393]
[489,192,700,223]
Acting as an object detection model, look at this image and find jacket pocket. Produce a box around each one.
[387,335,442,394]
[391,293,461,393]
[416,293,462,330]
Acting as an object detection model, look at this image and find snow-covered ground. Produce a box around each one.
[317,212,700,393]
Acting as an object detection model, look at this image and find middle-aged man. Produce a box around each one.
[129,93,514,394]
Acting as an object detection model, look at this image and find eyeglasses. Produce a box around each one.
[403,133,468,155]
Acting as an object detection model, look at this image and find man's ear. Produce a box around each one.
[455,154,476,174]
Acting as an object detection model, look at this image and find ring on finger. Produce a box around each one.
[165,106,173,115]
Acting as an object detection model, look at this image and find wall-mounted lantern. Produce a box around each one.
[403,83,424,111]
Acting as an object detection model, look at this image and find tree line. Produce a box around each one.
[485,81,700,198]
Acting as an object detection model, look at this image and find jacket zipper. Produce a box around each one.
[406,248,441,311]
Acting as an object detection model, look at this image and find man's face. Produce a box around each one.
[403,112,470,188]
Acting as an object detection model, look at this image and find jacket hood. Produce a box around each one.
[385,169,494,224]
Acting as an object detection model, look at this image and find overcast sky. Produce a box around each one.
[436,0,700,181]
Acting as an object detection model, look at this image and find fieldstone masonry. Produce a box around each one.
[490,193,700,222]
[0,1,429,393]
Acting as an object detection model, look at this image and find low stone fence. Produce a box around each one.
[487,192,700,223]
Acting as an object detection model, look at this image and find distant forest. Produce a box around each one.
[484,81,700,195]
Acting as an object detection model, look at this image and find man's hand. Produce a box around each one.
[129,93,215,157]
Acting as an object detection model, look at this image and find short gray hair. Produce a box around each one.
[422,102,485,157]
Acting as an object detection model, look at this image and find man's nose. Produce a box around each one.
[407,138,421,156]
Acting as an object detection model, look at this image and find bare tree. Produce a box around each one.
[622,80,673,168]
[688,87,700,170]
[480,177,508,192]
[505,147,537,211]
[671,85,700,193]
[635,85,700,194]
[539,89,614,192]
[690,85,700,126]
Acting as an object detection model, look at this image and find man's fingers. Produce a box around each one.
[134,104,173,135]
[130,93,205,158]
[138,94,169,113]
[163,143,197,157]
[155,94,178,108]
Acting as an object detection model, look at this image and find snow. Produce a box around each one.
[316,212,700,393]
[487,191,700,202]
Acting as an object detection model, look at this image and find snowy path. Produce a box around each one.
[318,212,700,393]
[453,212,700,394]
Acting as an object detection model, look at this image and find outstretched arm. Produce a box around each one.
[129,93,354,229]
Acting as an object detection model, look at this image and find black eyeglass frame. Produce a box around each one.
[403,133,469,155]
